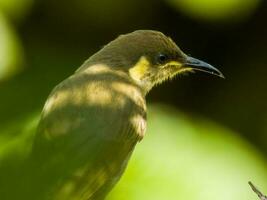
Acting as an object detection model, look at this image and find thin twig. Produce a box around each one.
[249,181,267,200]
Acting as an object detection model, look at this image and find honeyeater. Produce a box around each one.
[26,30,223,200]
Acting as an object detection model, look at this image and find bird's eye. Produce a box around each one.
[157,53,168,64]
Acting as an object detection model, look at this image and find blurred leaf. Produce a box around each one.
[0,113,39,199]
[0,13,23,81]
[107,104,267,200]
[166,0,261,22]
[0,0,33,21]
[0,113,38,162]
[1,105,267,200]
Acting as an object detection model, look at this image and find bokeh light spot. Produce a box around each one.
[0,13,23,81]
[166,0,261,22]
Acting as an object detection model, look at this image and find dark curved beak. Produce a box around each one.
[184,56,224,78]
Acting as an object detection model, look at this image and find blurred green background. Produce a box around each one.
[0,0,267,199]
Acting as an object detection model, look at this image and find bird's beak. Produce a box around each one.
[183,56,224,78]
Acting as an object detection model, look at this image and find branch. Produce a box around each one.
[249,181,267,200]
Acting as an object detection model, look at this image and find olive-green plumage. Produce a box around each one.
[20,30,223,200]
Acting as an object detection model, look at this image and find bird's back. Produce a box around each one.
[27,64,147,200]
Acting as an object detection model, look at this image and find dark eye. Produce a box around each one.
[157,53,168,64]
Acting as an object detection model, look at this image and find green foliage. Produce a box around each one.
[0,114,38,160]
[1,105,266,199]
[107,104,267,200]
[0,0,33,21]
[0,13,23,80]
[166,0,260,22]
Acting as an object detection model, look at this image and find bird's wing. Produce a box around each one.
[28,68,146,200]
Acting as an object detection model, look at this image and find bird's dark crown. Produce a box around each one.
[80,30,186,70]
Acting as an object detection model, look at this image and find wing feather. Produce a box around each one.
[28,66,146,200]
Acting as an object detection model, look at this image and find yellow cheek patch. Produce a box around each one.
[129,56,151,81]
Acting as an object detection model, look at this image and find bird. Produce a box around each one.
[21,30,223,200]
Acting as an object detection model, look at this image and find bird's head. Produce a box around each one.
[81,30,224,94]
